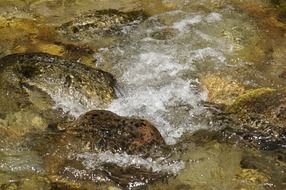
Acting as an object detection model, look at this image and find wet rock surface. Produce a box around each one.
[0,1,286,190]
[28,110,167,189]
[201,74,246,105]
[57,110,166,155]
[0,175,52,190]
[0,52,117,115]
[223,88,286,150]
[57,9,148,46]
[198,88,286,151]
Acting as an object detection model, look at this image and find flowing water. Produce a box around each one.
[0,0,286,189]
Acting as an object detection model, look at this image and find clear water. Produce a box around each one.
[0,0,285,189]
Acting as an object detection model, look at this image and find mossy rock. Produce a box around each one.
[211,88,286,150]
[58,9,148,37]
[191,87,286,150]
[226,88,275,113]
[226,88,286,126]
[0,52,116,114]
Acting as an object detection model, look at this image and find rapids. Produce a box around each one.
[0,0,285,189]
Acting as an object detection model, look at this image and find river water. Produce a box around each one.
[0,0,285,189]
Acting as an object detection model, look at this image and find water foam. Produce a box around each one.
[173,15,203,31]
[188,47,226,64]
[76,151,185,174]
[205,12,222,23]
[49,10,231,145]
[107,12,228,145]
[108,47,208,144]
[38,8,264,183]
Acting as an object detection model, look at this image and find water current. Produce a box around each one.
[0,0,285,189]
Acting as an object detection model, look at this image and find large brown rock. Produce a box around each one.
[55,110,166,155]
[29,110,166,189]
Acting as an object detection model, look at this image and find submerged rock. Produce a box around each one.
[203,88,286,150]
[226,88,286,127]
[0,16,98,65]
[149,141,273,190]
[12,40,98,66]
[57,9,148,43]
[0,175,52,190]
[150,28,178,40]
[201,74,246,105]
[0,52,116,115]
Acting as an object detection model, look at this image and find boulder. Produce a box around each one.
[30,110,166,188]
[0,52,117,114]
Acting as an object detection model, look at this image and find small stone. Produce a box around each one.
[31,116,44,128]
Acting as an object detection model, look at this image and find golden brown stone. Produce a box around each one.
[201,74,245,105]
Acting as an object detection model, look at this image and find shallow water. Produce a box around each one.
[0,0,285,189]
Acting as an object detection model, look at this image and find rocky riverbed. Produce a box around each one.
[0,0,285,189]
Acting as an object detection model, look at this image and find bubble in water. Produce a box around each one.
[77,151,185,174]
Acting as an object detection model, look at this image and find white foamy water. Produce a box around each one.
[188,47,226,64]
[105,9,261,146]
[49,8,261,146]
[108,50,208,144]
[106,12,228,145]
[49,10,233,144]
[50,89,92,116]
[76,151,185,174]
[173,14,203,31]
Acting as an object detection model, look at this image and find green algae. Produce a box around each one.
[226,88,275,113]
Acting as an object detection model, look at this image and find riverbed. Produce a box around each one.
[0,0,285,189]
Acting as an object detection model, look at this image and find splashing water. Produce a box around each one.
[108,51,208,144]
[45,8,265,179]
[105,8,262,145]
[1,1,286,189]
[50,9,261,146]
[106,11,230,145]
[76,151,185,174]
